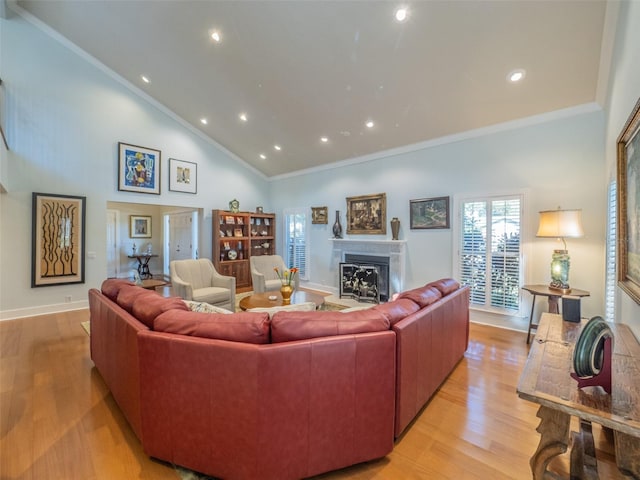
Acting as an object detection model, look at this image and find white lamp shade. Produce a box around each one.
[536,209,584,238]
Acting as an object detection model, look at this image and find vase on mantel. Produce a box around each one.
[390,217,400,240]
[332,210,343,239]
[280,285,293,305]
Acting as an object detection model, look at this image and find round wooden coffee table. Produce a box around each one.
[239,290,325,311]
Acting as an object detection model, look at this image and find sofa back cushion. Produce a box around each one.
[101,278,135,301]
[132,294,190,328]
[116,285,155,313]
[271,309,390,343]
[154,310,270,344]
[427,278,460,296]
[397,285,442,308]
[372,298,420,326]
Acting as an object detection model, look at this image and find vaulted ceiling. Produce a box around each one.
[15,0,610,177]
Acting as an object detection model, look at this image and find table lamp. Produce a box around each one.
[536,208,584,293]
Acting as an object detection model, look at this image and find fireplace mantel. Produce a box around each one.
[331,238,406,296]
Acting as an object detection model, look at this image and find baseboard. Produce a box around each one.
[0,300,89,321]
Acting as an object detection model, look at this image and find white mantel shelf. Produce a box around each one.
[330,238,406,295]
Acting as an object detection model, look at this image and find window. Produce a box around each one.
[605,180,616,322]
[283,208,308,280]
[458,195,522,313]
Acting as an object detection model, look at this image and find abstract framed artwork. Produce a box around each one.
[410,196,450,229]
[118,142,161,194]
[617,96,640,304]
[346,193,386,235]
[169,158,197,194]
[130,215,152,238]
[32,192,86,287]
[311,206,328,224]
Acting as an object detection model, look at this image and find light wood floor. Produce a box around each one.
[0,310,626,479]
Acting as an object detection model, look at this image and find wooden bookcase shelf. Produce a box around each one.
[212,209,275,288]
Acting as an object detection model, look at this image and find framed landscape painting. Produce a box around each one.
[346,193,386,235]
[118,142,161,194]
[617,97,640,304]
[32,192,86,287]
[410,196,450,229]
[169,158,197,194]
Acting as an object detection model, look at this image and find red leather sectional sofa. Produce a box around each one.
[88,278,469,479]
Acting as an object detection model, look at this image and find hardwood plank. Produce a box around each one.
[0,311,630,479]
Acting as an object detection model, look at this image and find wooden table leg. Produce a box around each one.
[530,405,570,480]
[527,294,538,344]
[614,431,640,478]
[547,295,560,314]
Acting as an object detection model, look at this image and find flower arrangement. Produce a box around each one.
[274,266,298,286]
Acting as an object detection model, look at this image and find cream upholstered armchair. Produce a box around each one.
[169,258,236,311]
[250,255,299,293]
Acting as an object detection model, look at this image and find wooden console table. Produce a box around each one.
[517,313,640,479]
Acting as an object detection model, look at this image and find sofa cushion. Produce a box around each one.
[248,301,317,319]
[397,285,442,308]
[427,278,460,296]
[271,309,390,343]
[372,298,420,326]
[183,300,233,314]
[101,278,135,301]
[116,285,155,313]
[154,310,270,344]
[132,294,190,329]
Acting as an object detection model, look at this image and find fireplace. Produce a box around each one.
[341,254,390,302]
[331,239,406,301]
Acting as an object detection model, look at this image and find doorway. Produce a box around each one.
[163,210,199,275]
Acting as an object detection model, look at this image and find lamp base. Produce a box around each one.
[549,282,572,294]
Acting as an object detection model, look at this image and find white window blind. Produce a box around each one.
[605,180,616,322]
[284,209,308,280]
[459,195,522,312]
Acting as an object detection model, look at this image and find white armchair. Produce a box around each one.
[169,258,236,311]
[250,255,299,293]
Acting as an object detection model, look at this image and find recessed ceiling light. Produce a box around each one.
[259,153,267,160]
[239,113,248,122]
[320,136,329,143]
[395,7,409,22]
[274,145,281,151]
[508,69,526,83]
[141,75,150,83]
[365,120,375,129]
[211,30,221,43]
[200,118,208,125]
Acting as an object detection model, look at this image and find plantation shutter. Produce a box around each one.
[459,195,522,313]
[605,180,616,322]
[284,209,308,280]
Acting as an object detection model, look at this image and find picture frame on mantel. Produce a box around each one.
[32,192,86,287]
[410,196,450,229]
[346,193,386,235]
[617,96,640,304]
[118,142,161,195]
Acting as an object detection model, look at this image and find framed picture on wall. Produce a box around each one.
[32,192,86,287]
[409,196,450,229]
[346,193,386,235]
[169,158,197,194]
[118,142,161,195]
[617,96,640,304]
[130,215,152,238]
[311,206,328,224]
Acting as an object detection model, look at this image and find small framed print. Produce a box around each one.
[130,215,152,238]
[234,228,243,237]
[225,216,235,224]
[311,206,328,224]
[169,158,197,194]
[118,142,161,195]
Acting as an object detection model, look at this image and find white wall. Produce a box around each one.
[270,109,607,330]
[0,14,269,318]
[604,0,640,337]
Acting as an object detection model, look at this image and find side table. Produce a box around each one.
[522,284,590,344]
[128,254,159,279]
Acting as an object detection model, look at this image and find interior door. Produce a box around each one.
[165,212,196,274]
[106,209,119,277]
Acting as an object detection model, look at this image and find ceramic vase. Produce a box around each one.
[390,217,400,240]
[332,210,343,238]
[280,285,293,305]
